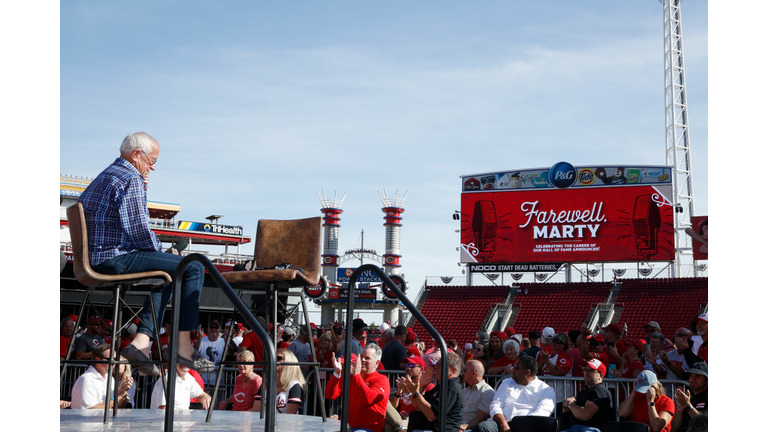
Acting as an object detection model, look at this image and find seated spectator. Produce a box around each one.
[473,355,555,432]
[537,333,572,377]
[60,317,75,360]
[326,344,390,431]
[387,355,435,432]
[578,326,613,371]
[117,356,135,408]
[461,360,495,432]
[602,323,627,358]
[645,331,673,376]
[217,350,262,411]
[71,344,132,409]
[382,325,409,371]
[521,330,542,358]
[617,370,674,432]
[404,328,421,358]
[487,331,506,363]
[612,339,645,380]
[471,343,492,370]
[657,328,693,380]
[644,321,674,350]
[403,352,464,432]
[672,362,708,432]
[151,361,211,410]
[289,326,314,375]
[72,316,105,360]
[561,359,614,432]
[487,339,521,375]
[255,348,307,414]
[279,327,295,350]
[541,327,556,355]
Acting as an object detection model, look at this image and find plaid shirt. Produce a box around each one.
[78,157,161,266]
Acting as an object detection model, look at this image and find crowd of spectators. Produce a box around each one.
[62,312,708,432]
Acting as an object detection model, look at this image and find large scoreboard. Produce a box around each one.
[460,163,675,267]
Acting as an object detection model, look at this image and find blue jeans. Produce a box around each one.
[93,251,204,336]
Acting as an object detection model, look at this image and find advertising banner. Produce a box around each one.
[337,267,384,283]
[177,221,244,236]
[460,185,675,263]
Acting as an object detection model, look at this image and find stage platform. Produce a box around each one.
[60,409,343,431]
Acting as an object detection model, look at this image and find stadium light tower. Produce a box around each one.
[662,0,698,277]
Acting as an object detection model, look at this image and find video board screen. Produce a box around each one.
[460,184,675,263]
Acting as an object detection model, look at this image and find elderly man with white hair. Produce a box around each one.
[78,132,214,375]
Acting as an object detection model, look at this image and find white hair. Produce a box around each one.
[503,338,520,356]
[364,343,383,362]
[120,132,158,155]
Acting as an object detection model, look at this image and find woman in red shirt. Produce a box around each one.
[217,349,263,411]
[613,339,645,379]
[618,370,674,432]
[487,339,521,375]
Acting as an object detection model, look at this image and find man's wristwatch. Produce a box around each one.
[684,405,694,413]
[648,402,655,407]
[413,392,421,399]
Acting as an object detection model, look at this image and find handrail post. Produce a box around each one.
[340,264,447,432]
[166,253,277,432]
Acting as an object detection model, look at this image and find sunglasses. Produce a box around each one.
[404,363,421,369]
[276,356,284,361]
[474,347,485,351]
[210,326,220,329]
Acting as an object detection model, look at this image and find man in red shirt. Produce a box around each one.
[326,344,390,432]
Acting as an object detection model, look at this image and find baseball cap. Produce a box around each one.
[338,353,358,365]
[634,370,659,394]
[503,327,516,337]
[602,323,622,334]
[380,322,391,333]
[581,358,607,376]
[406,328,416,343]
[697,313,708,323]
[284,327,295,336]
[404,355,426,369]
[542,327,555,338]
[87,316,101,325]
[491,331,507,340]
[210,320,221,327]
[644,321,661,330]
[688,362,708,378]
[588,334,605,344]
[626,338,646,351]
[353,318,367,331]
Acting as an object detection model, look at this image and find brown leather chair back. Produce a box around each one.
[253,217,322,285]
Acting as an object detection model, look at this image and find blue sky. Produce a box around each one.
[58,1,709,296]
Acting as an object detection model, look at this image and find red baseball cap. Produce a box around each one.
[582,358,607,376]
[588,334,605,344]
[602,323,622,335]
[338,353,358,365]
[406,328,416,343]
[503,327,516,337]
[491,331,508,340]
[403,356,426,369]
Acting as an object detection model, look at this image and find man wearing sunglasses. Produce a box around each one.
[195,320,225,387]
[73,316,106,360]
[560,359,613,432]
[387,355,434,432]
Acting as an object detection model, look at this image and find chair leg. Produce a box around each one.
[147,290,168,400]
[103,284,121,424]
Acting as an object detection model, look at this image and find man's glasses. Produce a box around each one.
[404,363,421,369]
[141,150,157,166]
[474,347,485,351]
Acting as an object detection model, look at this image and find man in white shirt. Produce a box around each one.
[71,344,133,409]
[151,363,211,410]
[472,355,555,432]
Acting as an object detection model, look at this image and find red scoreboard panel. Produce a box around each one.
[460,185,675,263]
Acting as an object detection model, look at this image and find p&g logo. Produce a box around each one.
[548,162,577,189]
